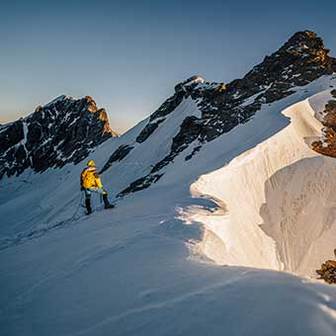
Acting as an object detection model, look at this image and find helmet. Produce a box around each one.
[87,159,96,167]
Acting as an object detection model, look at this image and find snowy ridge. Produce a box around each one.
[101,97,203,194]
[111,31,336,196]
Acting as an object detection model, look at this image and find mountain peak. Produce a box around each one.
[115,31,336,196]
[222,30,335,105]
[279,30,331,65]
[285,30,322,47]
[0,95,118,179]
[43,94,72,108]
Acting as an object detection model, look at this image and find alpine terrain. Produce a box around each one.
[1,31,336,336]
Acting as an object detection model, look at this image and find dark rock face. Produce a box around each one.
[150,116,205,173]
[136,118,166,143]
[321,99,336,128]
[0,95,117,179]
[100,144,134,174]
[118,174,163,197]
[332,90,336,98]
[117,31,336,197]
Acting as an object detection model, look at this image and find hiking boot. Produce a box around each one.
[85,199,92,215]
[103,194,114,209]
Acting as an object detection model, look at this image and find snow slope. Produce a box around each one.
[1,76,336,335]
[0,97,201,240]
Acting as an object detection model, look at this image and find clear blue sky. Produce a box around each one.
[1,0,335,132]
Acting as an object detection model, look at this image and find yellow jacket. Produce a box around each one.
[80,167,103,189]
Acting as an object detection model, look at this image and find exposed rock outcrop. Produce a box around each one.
[100,144,134,174]
[312,90,336,156]
[316,250,336,284]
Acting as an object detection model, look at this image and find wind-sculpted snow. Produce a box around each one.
[1,185,336,336]
[184,89,336,276]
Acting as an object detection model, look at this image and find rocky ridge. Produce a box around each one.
[114,30,336,197]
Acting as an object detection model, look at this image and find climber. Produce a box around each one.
[80,160,114,214]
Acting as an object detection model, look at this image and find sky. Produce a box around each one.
[0,0,335,133]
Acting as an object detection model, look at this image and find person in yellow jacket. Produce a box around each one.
[80,160,113,214]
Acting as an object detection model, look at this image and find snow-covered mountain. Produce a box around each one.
[0,95,117,179]
[104,30,336,196]
[1,31,336,336]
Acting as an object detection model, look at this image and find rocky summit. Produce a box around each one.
[0,95,117,179]
[115,30,336,196]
